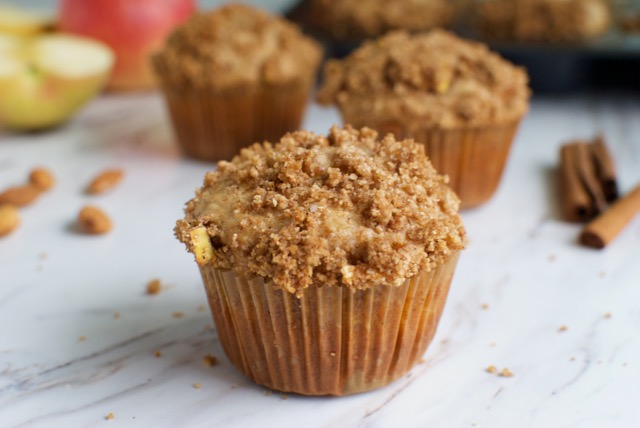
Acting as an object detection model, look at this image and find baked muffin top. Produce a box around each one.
[309,0,452,40]
[152,4,322,91]
[317,30,530,128]
[478,0,611,43]
[175,126,466,295]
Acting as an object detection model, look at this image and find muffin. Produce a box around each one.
[152,4,323,161]
[308,0,453,41]
[175,125,466,396]
[317,30,530,209]
[477,0,612,43]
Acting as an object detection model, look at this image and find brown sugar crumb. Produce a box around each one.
[86,169,124,195]
[481,303,490,310]
[29,168,55,191]
[317,30,529,129]
[154,350,162,358]
[175,126,466,295]
[193,383,202,389]
[603,312,612,319]
[558,325,569,332]
[105,412,115,421]
[146,279,162,295]
[196,304,207,312]
[78,336,87,342]
[203,355,218,367]
[485,365,497,374]
[498,368,514,378]
[152,4,322,91]
[77,205,112,235]
[172,311,184,319]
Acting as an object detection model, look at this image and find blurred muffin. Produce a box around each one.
[152,4,322,161]
[309,0,453,41]
[477,0,612,43]
[175,125,466,395]
[317,30,530,208]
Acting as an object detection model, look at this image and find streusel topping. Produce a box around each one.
[478,0,611,43]
[309,0,452,40]
[153,4,322,90]
[175,126,465,295]
[317,30,529,128]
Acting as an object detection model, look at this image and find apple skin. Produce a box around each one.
[59,0,196,91]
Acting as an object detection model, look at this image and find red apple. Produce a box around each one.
[59,0,196,91]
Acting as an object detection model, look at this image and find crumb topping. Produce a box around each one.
[175,126,466,295]
[153,4,322,91]
[478,0,611,43]
[317,30,529,128]
[309,0,452,40]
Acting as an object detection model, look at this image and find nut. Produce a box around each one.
[0,185,41,207]
[29,168,55,191]
[77,205,112,235]
[0,204,20,237]
[190,226,214,265]
[86,169,124,194]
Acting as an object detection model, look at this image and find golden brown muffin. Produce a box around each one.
[477,0,612,43]
[152,4,323,161]
[176,125,466,395]
[309,0,453,40]
[317,30,530,208]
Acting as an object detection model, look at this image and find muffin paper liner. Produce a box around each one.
[199,252,460,396]
[345,118,521,209]
[161,82,312,162]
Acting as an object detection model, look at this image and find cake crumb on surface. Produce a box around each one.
[105,412,115,421]
[193,383,202,389]
[558,325,568,332]
[263,390,272,397]
[203,355,218,367]
[78,336,87,342]
[280,394,289,400]
[604,312,612,319]
[498,368,514,377]
[485,365,497,374]
[146,279,162,295]
[481,303,490,310]
[154,351,162,358]
[172,311,184,319]
[113,312,121,320]
[197,304,207,312]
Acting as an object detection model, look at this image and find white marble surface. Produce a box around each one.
[1,92,640,428]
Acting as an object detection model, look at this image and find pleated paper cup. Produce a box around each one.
[344,117,522,209]
[199,252,460,396]
[160,82,312,162]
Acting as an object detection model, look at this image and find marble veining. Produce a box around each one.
[1,93,640,427]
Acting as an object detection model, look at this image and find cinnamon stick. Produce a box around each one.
[560,143,595,222]
[575,142,608,214]
[591,135,618,202]
[579,184,640,249]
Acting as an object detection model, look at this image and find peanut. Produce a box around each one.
[29,168,55,191]
[86,169,124,194]
[0,204,20,237]
[77,205,112,235]
[0,185,41,207]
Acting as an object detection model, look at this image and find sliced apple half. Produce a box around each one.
[0,5,54,37]
[0,34,114,131]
